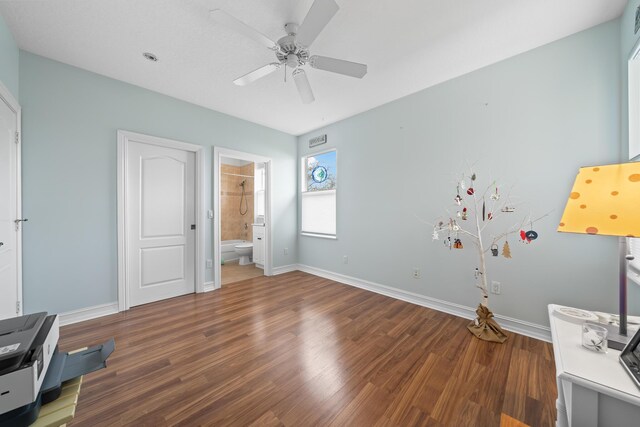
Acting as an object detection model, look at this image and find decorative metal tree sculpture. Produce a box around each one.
[432,170,548,343]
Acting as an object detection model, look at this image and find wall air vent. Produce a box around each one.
[309,134,327,148]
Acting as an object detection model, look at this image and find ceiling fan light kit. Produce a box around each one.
[211,0,367,104]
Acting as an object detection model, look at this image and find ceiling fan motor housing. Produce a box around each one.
[276,31,309,66]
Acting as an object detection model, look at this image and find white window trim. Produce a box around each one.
[301,148,337,238]
[301,232,338,239]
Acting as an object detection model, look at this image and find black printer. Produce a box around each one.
[0,312,114,426]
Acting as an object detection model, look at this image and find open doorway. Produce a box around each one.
[213,147,272,288]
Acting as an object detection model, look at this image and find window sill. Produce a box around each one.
[301,232,337,240]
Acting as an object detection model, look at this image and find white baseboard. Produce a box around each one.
[59,302,119,326]
[296,264,551,343]
[271,264,300,275]
[58,266,551,341]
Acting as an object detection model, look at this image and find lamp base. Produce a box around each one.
[599,323,631,351]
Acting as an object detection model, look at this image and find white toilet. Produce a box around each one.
[234,242,253,265]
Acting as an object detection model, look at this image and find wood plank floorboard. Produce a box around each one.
[59,271,556,426]
[221,260,264,286]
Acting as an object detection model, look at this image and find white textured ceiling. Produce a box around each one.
[0,0,627,135]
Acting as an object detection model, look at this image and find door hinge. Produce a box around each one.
[16,301,21,314]
[15,131,19,144]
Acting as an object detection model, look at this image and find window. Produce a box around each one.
[301,150,337,237]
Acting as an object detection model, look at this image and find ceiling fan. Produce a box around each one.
[210,0,367,104]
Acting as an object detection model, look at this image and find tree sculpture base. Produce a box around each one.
[467,304,508,343]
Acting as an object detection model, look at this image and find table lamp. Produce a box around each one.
[558,161,640,350]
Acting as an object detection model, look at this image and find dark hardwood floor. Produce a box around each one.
[59,271,557,426]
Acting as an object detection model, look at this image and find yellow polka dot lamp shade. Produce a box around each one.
[558,162,640,237]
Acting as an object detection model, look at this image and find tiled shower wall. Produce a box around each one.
[221,163,254,241]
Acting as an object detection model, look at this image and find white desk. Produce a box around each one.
[549,304,640,427]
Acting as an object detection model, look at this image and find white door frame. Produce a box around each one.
[0,80,22,316]
[213,147,273,288]
[117,130,205,311]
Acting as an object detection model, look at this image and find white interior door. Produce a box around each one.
[127,141,196,307]
[0,97,19,320]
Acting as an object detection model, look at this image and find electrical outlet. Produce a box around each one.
[283,248,288,255]
[343,255,348,264]
[413,268,421,279]
[491,281,501,295]
[206,259,213,269]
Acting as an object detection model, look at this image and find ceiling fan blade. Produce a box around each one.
[296,0,339,49]
[210,9,278,51]
[233,63,281,86]
[309,55,367,78]
[292,69,315,104]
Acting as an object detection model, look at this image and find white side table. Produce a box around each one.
[549,304,640,427]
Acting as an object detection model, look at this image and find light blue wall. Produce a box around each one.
[0,13,18,99]
[297,20,633,328]
[19,52,297,314]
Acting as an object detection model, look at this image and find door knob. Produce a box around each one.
[14,218,28,224]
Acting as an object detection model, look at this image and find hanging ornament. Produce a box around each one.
[461,207,468,220]
[501,206,515,213]
[454,184,463,206]
[482,200,486,221]
[487,212,493,220]
[519,229,529,243]
[445,236,452,249]
[471,173,477,181]
[467,188,474,195]
[453,238,463,249]
[456,211,461,218]
[525,221,538,241]
[474,267,482,279]
[490,187,500,201]
[502,241,512,258]
[432,228,439,240]
[491,244,499,257]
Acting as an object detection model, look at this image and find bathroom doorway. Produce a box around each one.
[213,147,271,287]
